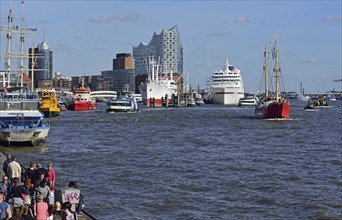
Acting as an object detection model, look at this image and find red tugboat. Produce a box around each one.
[67,87,98,111]
[255,33,291,120]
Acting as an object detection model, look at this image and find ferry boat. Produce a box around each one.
[255,34,291,119]
[208,60,244,105]
[0,89,50,146]
[239,96,258,106]
[138,57,178,106]
[39,86,60,117]
[194,93,205,106]
[106,92,138,113]
[67,87,98,111]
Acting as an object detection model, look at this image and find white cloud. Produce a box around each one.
[89,17,111,23]
[307,58,319,63]
[111,14,141,22]
[235,16,248,24]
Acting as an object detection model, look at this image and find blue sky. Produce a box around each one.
[0,0,341,93]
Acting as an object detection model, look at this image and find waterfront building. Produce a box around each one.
[28,41,53,88]
[133,25,183,76]
[100,53,136,93]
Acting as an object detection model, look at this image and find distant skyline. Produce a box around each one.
[0,0,341,93]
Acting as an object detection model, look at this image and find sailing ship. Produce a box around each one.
[138,57,178,106]
[0,1,50,146]
[39,85,61,117]
[208,60,244,105]
[255,33,291,119]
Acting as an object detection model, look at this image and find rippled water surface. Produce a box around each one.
[3,100,342,219]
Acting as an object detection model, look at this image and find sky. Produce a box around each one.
[0,0,341,93]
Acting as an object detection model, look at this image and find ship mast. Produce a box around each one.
[6,0,13,86]
[20,0,25,89]
[274,32,280,102]
[264,43,269,98]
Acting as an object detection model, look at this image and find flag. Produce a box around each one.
[272,47,275,59]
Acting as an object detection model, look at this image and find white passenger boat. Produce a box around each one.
[0,89,50,146]
[208,60,244,105]
[106,92,138,113]
[238,96,258,106]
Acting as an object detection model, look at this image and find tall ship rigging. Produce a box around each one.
[255,33,291,119]
[0,0,50,146]
[138,57,178,106]
[208,60,244,105]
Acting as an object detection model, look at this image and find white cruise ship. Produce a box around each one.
[208,60,245,105]
[138,57,178,106]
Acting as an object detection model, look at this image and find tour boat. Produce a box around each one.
[67,87,98,111]
[39,86,60,117]
[239,96,258,106]
[255,33,291,119]
[208,60,245,105]
[106,92,138,113]
[138,57,178,106]
[0,89,50,146]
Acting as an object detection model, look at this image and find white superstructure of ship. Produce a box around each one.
[138,57,178,106]
[208,59,245,105]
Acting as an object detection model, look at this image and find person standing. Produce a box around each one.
[34,194,49,220]
[46,163,56,189]
[6,156,21,183]
[0,192,12,220]
[0,176,11,202]
[2,154,12,177]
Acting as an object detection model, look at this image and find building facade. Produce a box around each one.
[133,25,183,76]
[100,53,136,93]
[28,41,53,88]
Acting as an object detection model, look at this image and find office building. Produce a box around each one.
[28,41,53,88]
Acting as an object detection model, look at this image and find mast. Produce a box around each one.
[6,0,13,86]
[30,31,35,91]
[20,0,25,89]
[264,43,269,98]
[274,32,280,101]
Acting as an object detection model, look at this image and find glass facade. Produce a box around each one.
[133,25,183,76]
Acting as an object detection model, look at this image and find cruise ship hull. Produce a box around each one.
[139,82,177,106]
[255,101,291,119]
[211,88,244,105]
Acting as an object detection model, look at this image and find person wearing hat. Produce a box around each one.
[0,176,11,202]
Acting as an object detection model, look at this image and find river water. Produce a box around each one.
[2,100,341,219]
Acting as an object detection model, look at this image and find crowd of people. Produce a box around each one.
[0,154,84,220]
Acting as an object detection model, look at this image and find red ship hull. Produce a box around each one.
[255,101,291,119]
[68,101,98,111]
